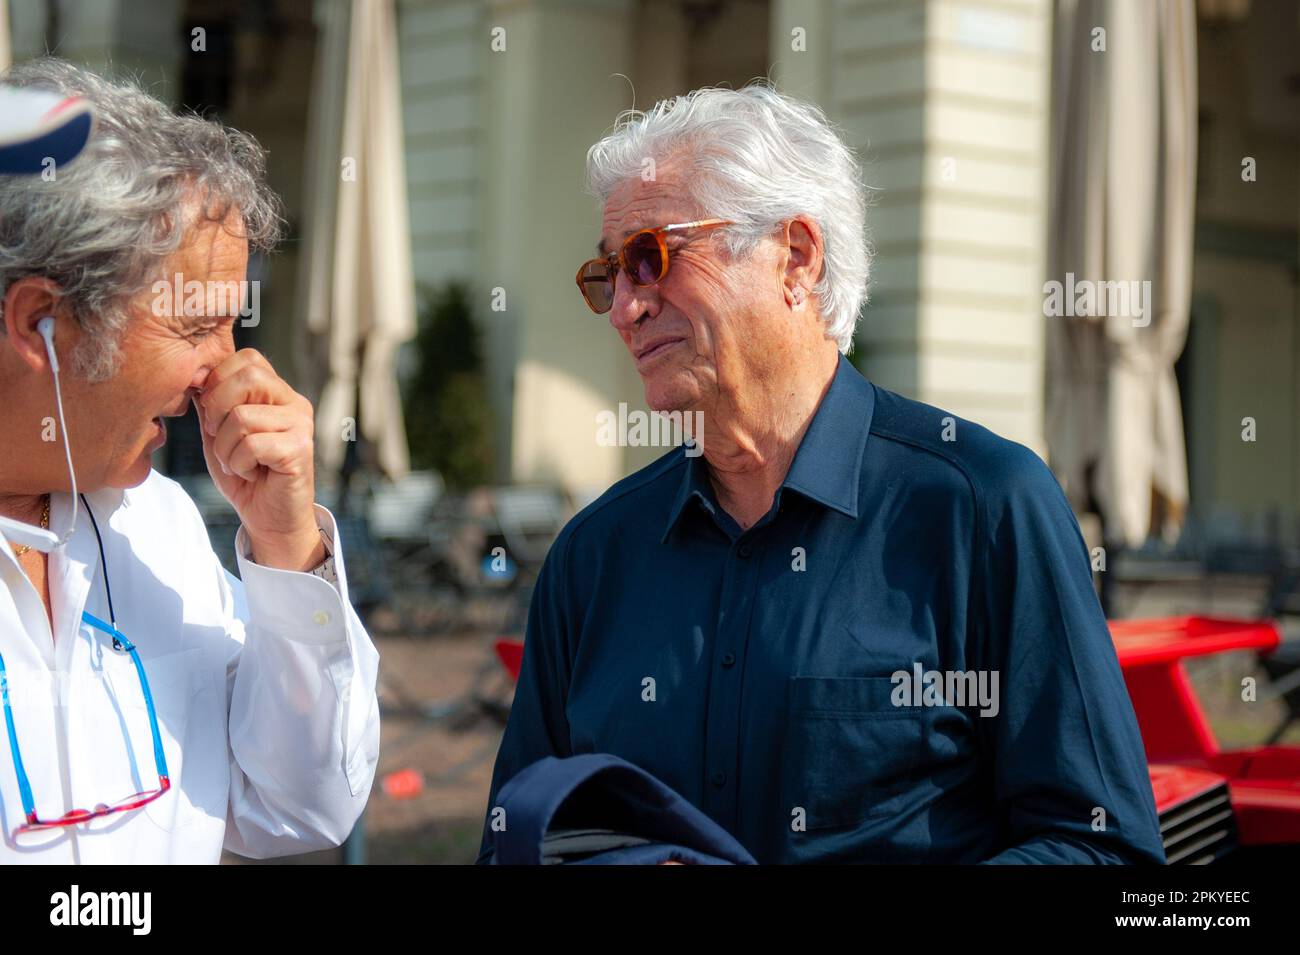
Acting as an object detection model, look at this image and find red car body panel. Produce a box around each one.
[1111,615,1300,851]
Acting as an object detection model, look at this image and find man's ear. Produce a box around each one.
[3,276,70,374]
[780,217,825,309]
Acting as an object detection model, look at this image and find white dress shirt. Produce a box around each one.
[0,469,381,863]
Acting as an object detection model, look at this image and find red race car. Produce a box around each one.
[1111,616,1300,863]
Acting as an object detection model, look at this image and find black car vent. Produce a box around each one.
[1160,781,1238,864]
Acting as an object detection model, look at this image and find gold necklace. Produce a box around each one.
[9,494,51,558]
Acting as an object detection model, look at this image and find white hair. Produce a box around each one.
[0,58,284,381]
[584,82,873,353]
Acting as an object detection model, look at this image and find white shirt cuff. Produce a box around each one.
[233,504,352,646]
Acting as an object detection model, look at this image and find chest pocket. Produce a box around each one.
[100,645,224,832]
[781,676,923,831]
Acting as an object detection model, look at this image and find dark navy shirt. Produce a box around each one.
[478,355,1165,864]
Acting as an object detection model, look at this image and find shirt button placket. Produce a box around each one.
[702,534,761,828]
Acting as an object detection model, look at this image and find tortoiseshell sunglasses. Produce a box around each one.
[575,218,733,314]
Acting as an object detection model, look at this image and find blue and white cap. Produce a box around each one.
[0,86,94,174]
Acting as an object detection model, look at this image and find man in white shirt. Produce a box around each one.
[0,60,381,863]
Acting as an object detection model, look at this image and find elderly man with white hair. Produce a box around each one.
[0,59,379,863]
[479,83,1165,865]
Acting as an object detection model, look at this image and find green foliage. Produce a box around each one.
[402,281,493,489]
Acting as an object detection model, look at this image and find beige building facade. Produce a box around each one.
[5,0,1297,539]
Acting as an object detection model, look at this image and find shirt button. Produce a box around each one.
[721,652,736,669]
[737,543,752,558]
[313,610,332,626]
[711,771,727,788]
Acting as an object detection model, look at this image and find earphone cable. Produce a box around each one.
[80,494,117,641]
[46,328,80,546]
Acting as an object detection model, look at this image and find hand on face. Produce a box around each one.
[194,347,323,571]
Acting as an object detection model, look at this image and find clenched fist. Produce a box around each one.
[193,348,325,571]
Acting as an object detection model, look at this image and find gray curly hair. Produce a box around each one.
[585,82,873,353]
[0,58,284,381]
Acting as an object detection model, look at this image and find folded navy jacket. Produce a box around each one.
[483,754,757,865]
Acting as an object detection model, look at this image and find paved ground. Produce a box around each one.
[228,574,1300,864]
[360,629,511,864]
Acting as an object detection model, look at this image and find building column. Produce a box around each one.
[482,0,638,492]
[772,0,1052,453]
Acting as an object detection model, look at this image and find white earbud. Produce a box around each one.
[37,315,58,373]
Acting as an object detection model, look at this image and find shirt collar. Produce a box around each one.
[661,353,874,542]
[83,484,128,515]
[59,484,129,539]
[0,483,128,576]
[661,447,719,544]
